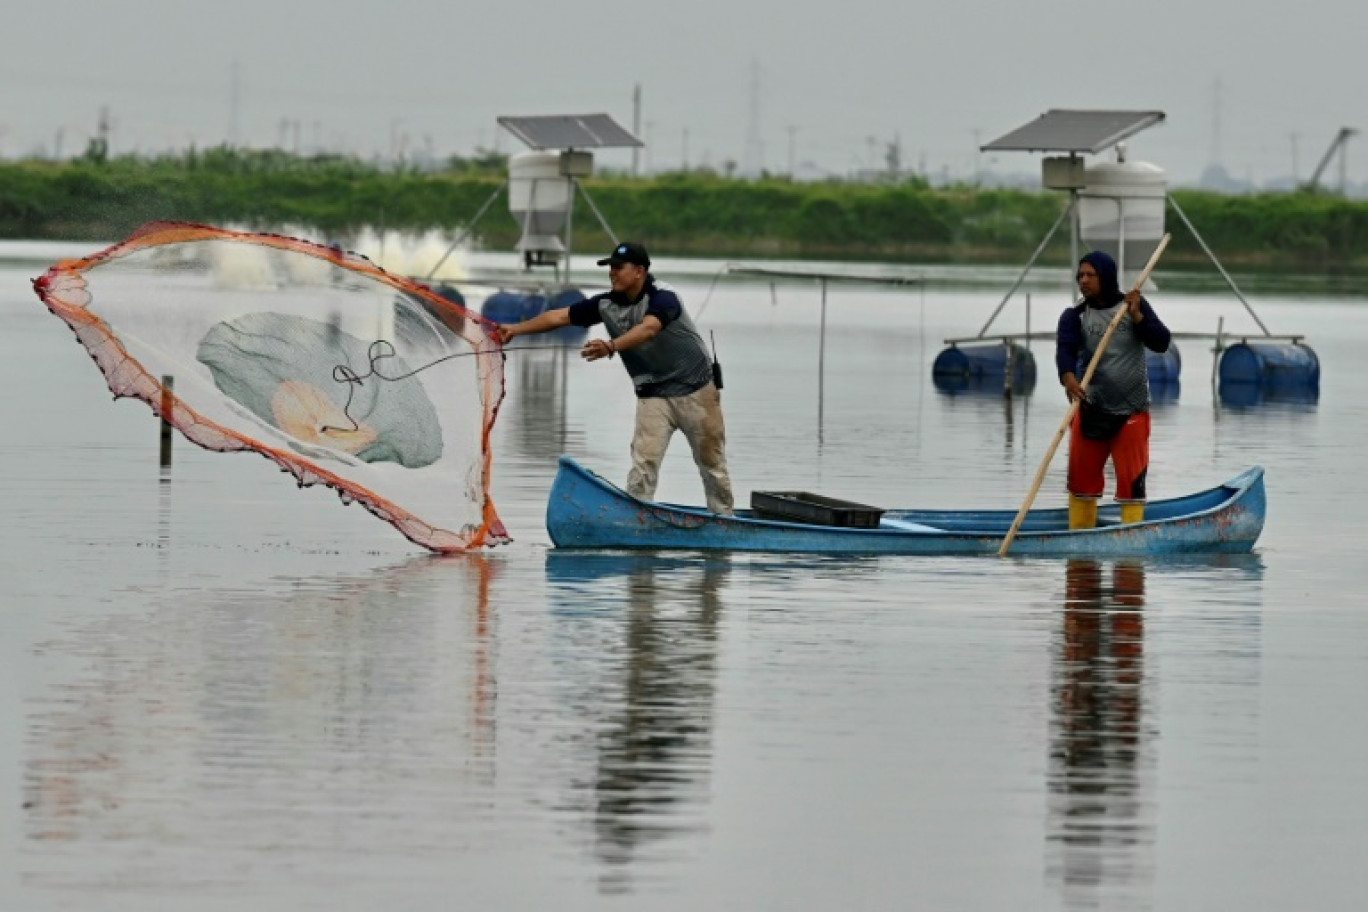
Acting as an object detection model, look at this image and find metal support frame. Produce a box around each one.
[424,180,507,280]
[562,175,574,281]
[574,180,620,248]
[976,197,1075,338]
[1069,189,1078,278]
[970,188,1282,358]
[520,176,548,279]
[422,173,623,285]
[1166,195,1272,336]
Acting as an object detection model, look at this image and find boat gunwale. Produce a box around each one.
[553,456,1263,540]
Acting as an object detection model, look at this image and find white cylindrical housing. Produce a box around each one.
[508,151,570,261]
[1077,160,1167,285]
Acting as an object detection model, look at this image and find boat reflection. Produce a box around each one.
[1047,559,1154,909]
[545,552,728,894]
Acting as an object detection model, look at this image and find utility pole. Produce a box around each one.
[229,60,241,147]
[632,83,642,177]
[1209,76,1223,171]
[742,60,763,176]
[1340,131,1354,194]
[786,125,798,179]
[972,128,982,184]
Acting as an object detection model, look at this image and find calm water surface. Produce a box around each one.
[2,245,1366,911]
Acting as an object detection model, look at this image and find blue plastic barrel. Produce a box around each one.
[546,288,588,344]
[481,291,548,324]
[1218,342,1320,389]
[480,290,527,324]
[932,343,1036,392]
[1218,382,1319,408]
[518,294,547,322]
[416,283,468,334]
[433,284,466,308]
[1145,342,1182,383]
[548,288,586,311]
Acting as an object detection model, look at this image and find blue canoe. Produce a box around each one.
[545,457,1266,556]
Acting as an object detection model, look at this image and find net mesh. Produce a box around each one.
[32,221,509,552]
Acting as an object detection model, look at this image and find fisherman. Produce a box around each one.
[496,241,734,515]
[1056,250,1172,529]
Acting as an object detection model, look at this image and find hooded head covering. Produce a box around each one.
[1079,250,1124,303]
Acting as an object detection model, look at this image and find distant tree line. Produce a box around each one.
[3,148,1368,273]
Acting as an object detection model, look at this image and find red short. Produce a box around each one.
[1067,410,1150,501]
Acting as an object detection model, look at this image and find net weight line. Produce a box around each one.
[322,341,574,435]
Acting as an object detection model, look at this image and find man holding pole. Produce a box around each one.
[1056,250,1172,529]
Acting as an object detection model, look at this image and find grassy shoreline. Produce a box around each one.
[5,149,1368,278]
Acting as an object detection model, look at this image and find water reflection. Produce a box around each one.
[508,348,572,458]
[931,373,1036,397]
[1047,559,1154,910]
[1149,379,1181,406]
[928,378,1034,459]
[22,554,498,887]
[1218,381,1320,409]
[545,553,727,895]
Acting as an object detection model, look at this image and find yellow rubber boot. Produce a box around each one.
[1068,495,1098,530]
[1120,502,1145,524]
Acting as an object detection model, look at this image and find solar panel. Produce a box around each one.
[497,113,643,150]
[981,109,1165,154]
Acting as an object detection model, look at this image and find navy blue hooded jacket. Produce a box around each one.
[1055,250,1170,379]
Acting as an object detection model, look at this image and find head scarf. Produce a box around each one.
[1079,250,1124,304]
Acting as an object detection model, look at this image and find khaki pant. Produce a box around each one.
[626,382,734,515]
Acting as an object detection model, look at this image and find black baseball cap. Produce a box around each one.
[596,242,650,268]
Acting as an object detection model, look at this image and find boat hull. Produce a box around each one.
[545,457,1266,556]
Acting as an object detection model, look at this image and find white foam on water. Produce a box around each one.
[198,224,472,290]
[350,227,471,283]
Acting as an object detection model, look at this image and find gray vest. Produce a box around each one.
[598,281,713,397]
[1080,303,1151,414]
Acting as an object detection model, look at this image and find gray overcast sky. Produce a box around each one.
[3,0,1365,187]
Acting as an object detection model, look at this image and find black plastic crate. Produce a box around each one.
[750,490,885,528]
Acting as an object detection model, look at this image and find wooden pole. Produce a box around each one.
[159,375,174,467]
[997,234,1171,556]
[818,277,827,439]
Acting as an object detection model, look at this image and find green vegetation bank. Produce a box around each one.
[3,148,1367,274]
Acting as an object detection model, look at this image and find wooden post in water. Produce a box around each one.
[1003,340,1014,398]
[1211,315,1225,390]
[817,277,828,440]
[159,375,174,467]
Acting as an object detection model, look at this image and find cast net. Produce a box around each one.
[32,221,508,552]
